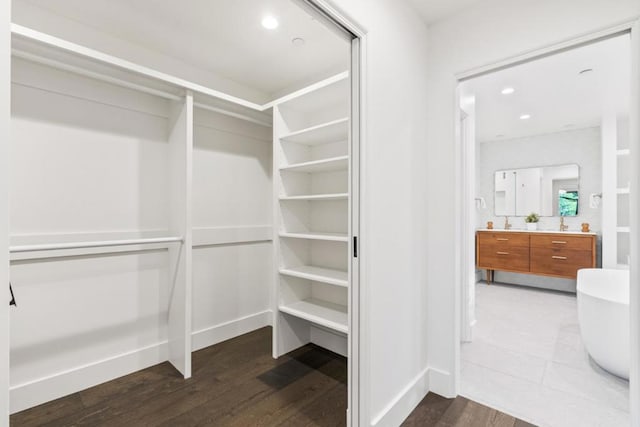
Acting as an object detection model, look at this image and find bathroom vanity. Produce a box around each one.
[476,230,597,282]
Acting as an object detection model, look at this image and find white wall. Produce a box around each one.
[426,0,639,398]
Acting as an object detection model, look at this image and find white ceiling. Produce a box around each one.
[406,0,484,25]
[461,35,631,143]
[16,0,350,101]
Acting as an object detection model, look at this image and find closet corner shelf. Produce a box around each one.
[279,298,348,334]
[617,149,631,156]
[279,266,348,287]
[279,231,348,242]
[617,188,630,194]
[617,227,631,233]
[280,117,349,145]
[280,156,348,173]
[279,193,348,201]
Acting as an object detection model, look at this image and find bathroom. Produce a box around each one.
[458,34,631,426]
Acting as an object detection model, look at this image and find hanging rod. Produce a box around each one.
[13,49,273,128]
[10,236,183,253]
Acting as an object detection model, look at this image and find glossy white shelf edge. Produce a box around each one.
[280,156,349,173]
[280,117,349,145]
[617,149,630,156]
[617,188,630,194]
[279,193,348,201]
[279,298,348,334]
[11,23,349,118]
[265,71,349,109]
[476,228,597,236]
[279,231,348,242]
[617,227,631,233]
[11,24,264,111]
[279,266,348,287]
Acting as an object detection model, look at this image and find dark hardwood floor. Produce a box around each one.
[11,327,535,426]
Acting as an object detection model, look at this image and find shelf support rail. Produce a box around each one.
[9,236,183,253]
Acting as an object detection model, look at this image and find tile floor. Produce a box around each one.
[461,282,629,427]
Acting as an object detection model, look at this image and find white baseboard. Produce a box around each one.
[10,310,273,414]
[191,310,273,351]
[428,367,455,398]
[10,341,169,414]
[370,367,430,427]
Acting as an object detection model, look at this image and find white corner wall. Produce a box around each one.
[426,0,639,399]
[324,1,430,425]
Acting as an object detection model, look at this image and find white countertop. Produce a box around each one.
[477,228,597,236]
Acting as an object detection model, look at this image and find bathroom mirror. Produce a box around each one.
[494,164,579,217]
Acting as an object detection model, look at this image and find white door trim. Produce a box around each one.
[454,19,640,426]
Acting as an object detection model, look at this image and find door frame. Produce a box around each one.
[295,2,368,426]
[454,19,640,425]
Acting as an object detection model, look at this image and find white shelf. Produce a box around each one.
[616,263,630,270]
[280,118,348,145]
[279,193,348,201]
[617,227,631,233]
[617,149,630,156]
[279,231,348,242]
[279,298,348,334]
[280,156,348,173]
[279,266,348,287]
[617,188,630,194]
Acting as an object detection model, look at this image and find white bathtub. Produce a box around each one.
[577,268,630,379]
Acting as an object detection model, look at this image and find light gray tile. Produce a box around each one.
[543,361,629,412]
[462,361,629,427]
[465,283,630,426]
[462,340,547,383]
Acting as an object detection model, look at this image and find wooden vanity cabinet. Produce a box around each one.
[476,231,596,282]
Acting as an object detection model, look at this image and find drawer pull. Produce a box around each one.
[496,251,510,255]
[552,241,567,244]
[552,256,567,260]
[496,238,509,241]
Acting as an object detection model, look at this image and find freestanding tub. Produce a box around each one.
[577,268,630,379]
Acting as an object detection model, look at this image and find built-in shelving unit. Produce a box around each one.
[272,73,351,358]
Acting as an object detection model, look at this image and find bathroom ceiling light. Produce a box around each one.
[520,114,531,120]
[261,15,279,30]
[501,87,515,95]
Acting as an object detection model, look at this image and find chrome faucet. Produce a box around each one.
[504,216,512,230]
[560,216,568,232]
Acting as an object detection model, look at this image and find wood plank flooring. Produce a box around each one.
[11,327,535,426]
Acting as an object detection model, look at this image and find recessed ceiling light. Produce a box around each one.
[520,114,531,120]
[292,37,305,46]
[261,15,279,30]
[501,87,515,95]
[579,68,593,75]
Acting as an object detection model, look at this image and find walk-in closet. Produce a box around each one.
[4,0,358,424]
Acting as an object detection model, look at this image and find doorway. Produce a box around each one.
[457,31,635,426]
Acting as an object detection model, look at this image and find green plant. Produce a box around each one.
[525,212,540,223]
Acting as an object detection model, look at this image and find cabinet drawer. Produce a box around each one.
[530,247,594,278]
[477,232,529,248]
[478,246,530,272]
[530,234,593,251]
